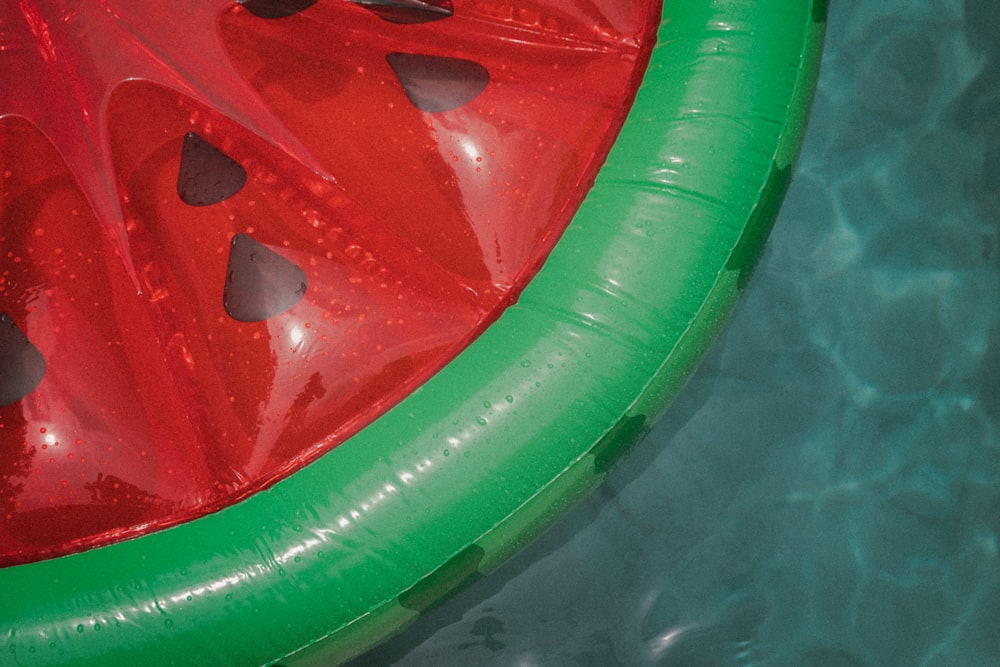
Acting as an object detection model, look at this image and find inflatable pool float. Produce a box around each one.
[1,1,825,664]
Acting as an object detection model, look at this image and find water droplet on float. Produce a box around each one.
[505,395,514,404]
[443,449,450,457]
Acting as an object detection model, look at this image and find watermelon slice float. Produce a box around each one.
[1,1,825,665]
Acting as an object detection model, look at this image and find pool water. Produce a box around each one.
[353,1,1000,664]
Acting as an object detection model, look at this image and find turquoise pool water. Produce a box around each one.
[354,1,1000,664]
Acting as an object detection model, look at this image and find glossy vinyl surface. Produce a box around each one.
[0,0,659,565]
[1,1,825,666]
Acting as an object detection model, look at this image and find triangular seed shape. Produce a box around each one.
[224,234,308,322]
[386,53,489,113]
[353,0,453,24]
[0,313,46,407]
[177,132,248,207]
[240,0,317,19]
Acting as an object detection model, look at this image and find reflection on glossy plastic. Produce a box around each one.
[0,0,655,565]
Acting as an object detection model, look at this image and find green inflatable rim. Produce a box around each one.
[1,2,826,665]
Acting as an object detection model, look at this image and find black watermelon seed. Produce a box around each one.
[0,313,46,407]
[177,132,247,207]
[354,0,453,24]
[386,53,489,113]
[241,0,317,19]
[224,234,308,322]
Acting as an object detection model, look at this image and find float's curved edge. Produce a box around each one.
[284,3,828,665]
[0,3,825,666]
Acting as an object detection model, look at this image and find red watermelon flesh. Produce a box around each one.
[0,0,660,566]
